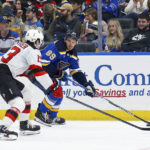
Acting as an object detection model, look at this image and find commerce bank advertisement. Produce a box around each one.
[1,53,150,120]
[62,54,150,107]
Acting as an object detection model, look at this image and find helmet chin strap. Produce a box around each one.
[34,39,42,49]
[34,43,40,49]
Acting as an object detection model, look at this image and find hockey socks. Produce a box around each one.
[39,99,59,118]
[39,100,49,113]
[20,102,31,121]
[3,107,20,128]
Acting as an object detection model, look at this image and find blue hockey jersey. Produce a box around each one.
[41,40,80,77]
[92,0,119,17]
[0,30,20,53]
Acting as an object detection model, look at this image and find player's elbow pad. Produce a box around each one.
[25,68,47,78]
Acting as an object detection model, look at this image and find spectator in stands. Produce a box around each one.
[4,0,15,8]
[121,13,150,52]
[23,5,44,35]
[31,0,56,18]
[11,0,29,39]
[41,3,56,30]
[103,19,124,52]
[2,5,15,26]
[3,0,17,14]
[70,0,85,22]
[90,0,119,22]
[143,0,150,17]
[54,0,70,6]
[13,0,28,23]
[123,0,148,25]
[14,0,24,20]
[2,1,11,9]
[46,3,81,42]
[80,8,108,42]
[118,0,129,17]
[82,0,97,11]
[1,0,5,4]
[2,4,23,38]
[0,15,20,53]
[0,1,2,14]
[119,0,129,7]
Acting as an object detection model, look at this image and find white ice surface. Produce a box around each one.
[0,121,150,150]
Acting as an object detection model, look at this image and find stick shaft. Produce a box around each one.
[67,77,150,124]
[66,96,150,131]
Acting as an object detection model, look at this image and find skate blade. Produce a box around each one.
[147,123,150,126]
[0,134,18,141]
[20,130,40,136]
[34,117,52,127]
[51,122,66,125]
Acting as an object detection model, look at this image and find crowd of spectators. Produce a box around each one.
[0,0,150,53]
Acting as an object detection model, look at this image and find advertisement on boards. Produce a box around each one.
[1,54,150,111]
[60,54,150,110]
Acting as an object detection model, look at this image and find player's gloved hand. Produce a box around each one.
[48,80,59,91]
[24,70,34,79]
[54,68,67,81]
[46,80,63,98]
[84,80,96,97]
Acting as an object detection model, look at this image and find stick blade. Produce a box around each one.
[140,127,150,131]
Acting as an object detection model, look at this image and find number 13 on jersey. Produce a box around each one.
[1,46,21,63]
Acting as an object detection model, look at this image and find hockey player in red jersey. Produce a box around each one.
[0,29,57,140]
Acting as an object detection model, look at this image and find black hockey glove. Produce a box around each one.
[25,70,34,79]
[54,68,67,81]
[84,80,96,97]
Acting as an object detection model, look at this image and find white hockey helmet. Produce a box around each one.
[24,29,44,49]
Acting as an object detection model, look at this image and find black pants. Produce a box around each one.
[0,64,24,103]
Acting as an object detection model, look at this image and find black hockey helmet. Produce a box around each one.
[64,31,78,41]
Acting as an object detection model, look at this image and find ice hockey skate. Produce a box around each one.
[20,120,40,135]
[51,117,66,125]
[34,106,53,127]
[47,111,66,125]
[0,125,18,141]
[34,104,65,126]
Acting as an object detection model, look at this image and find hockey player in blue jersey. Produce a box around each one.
[34,32,96,126]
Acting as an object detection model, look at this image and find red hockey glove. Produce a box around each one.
[47,80,63,98]
[49,80,59,91]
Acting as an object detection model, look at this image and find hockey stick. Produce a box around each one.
[66,96,150,131]
[66,77,150,124]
